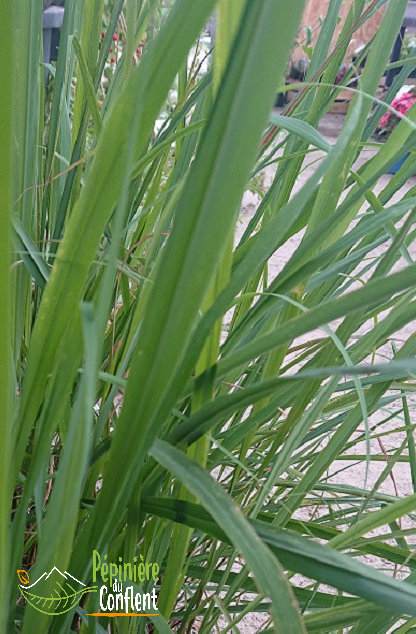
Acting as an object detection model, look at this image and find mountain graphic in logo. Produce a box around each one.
[17,567,97,615]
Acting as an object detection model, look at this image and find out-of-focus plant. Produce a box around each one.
[401,33,416,60]
[288,57,311,81]
[377,89,416,137]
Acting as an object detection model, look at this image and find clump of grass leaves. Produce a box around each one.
[3,0,416,632]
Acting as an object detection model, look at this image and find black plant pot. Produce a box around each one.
[275,92,287,107]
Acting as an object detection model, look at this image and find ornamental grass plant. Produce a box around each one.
[4,0,416,632]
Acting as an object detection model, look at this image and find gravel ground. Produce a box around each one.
[219,112,416,633]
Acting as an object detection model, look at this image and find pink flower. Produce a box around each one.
[379,112,390,126]
[378,92,416,131]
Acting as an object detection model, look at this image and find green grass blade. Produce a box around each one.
[151,440,306,633]
[82,0,307,558]
[143,494,416,618]
[0,1,14,630]
[14,0,218,473]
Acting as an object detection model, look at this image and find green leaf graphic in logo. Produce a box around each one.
[17,567,97,615]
